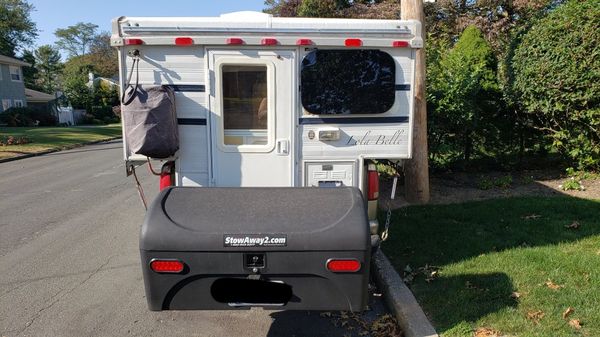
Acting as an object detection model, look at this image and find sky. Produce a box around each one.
[28,0,266,48]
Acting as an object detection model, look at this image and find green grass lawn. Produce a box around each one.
[382,196,600,337]
[0,124,122,159]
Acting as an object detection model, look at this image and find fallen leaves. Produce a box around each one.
[510,291,521,299]
[474,327,501,337]
[560,307,583,330]
[564,221,580,229]
[370,314,403,337]
[522,214,541,220]
[545,280,564,290]
[568,319,582,330]
[402,264,440,285]
[324,312,403,337]
[526,310,545,324]
[562,307,574,319]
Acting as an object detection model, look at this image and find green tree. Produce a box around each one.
[34,45,62,94]
[0,0,37,56]
[511,0,600,170]
[86,32,118,78]
[21,49,40,90]
[61,56,93,109]
[428,26,499,162]
[297,0,347,17]
[55,22,98,57]
[264,0,301,16]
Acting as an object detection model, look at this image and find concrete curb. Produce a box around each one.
[0,137,122,164]
[372,250,439,337]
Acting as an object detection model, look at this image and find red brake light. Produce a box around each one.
[124,38,144,45]
[150,260,184,273]
[392,40,409,48]
[226,37,244,45]
[367,168,379,201]
[296,38,313,46]
[345,38,362,47]
[261,38,278,46]
[327,259,361,273]
[175,37,194,46]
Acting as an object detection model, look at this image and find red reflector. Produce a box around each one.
[226,37,244,45]
[124,38,144,45]
[367,169,379,201]
[175,37,194,46]
[150,260,184,273]
[261,38,278,46]
[327,259,361,273]
[159,162,174,191]
[296,38,313,46]
[392,40,409,48]
[345,38,362,47]
[159,173,172,191]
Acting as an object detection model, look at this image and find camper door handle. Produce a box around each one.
[277,140,289,155]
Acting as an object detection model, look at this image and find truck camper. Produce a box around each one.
[112,11,421,312]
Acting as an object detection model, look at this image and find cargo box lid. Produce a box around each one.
[141,187,369,252]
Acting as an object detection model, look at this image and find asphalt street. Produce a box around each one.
[0,140,388,337]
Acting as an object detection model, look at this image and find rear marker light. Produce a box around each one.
[296,38,313,46]
[261,38,278,46]
[327,259,361,273]
[367,168,379,201]
[175,37,194,46]
[345,38,362,47]
[392,40,409,48]
[159,162,175,191]
[226,37,244,45]
[150,259,184,273]
[124,38,144,45]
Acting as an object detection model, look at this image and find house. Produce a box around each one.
[87,72,119,90]
[0,54,30,112]
[25,88,55,110]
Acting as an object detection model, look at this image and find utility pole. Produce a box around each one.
[402,0,430,203]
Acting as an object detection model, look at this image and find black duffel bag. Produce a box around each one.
[121,57,179,159]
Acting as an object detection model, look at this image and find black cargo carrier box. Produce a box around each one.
[140,187,371,312]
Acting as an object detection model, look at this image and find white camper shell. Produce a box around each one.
[112,11,419,192]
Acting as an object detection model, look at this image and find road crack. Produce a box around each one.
[15,255,115,335]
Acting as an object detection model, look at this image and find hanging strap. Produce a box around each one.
[121,56,140,106]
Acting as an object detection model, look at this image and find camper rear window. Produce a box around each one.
[301,50,395,115]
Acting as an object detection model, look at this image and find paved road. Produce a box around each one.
[0,140,388,337]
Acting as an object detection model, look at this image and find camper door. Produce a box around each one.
[208,50,295,187]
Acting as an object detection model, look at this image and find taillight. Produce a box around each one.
[150,259,184,273]
[326,259,361,273]
[159,162,175,191]
[345,38,362,47]
[367,165,379,201]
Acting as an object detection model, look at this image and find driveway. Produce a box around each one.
[0,140,388,337]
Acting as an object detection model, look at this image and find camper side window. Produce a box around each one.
[301,49,395,115]
[222,65,268,145]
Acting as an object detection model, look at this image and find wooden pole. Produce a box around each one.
[401,0,430,203]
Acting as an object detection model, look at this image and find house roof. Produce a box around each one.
[0,54,30,67]
[25,88,55,103]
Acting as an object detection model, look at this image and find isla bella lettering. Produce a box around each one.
[346,130,405,146]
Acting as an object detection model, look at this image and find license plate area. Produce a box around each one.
[244,253,266,270]
[211,278,292,306]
